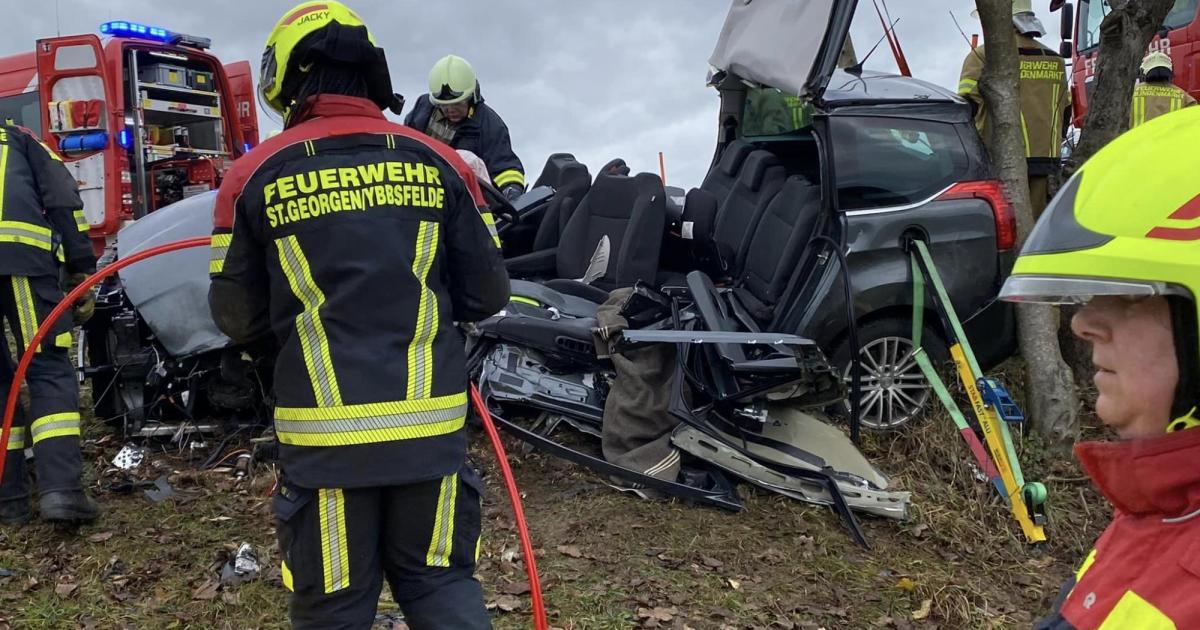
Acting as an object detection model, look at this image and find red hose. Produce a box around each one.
[0,236,213,479]
[0,236,549,628]
[470,383,549,630]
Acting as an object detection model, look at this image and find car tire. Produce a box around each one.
[831,317,949,431]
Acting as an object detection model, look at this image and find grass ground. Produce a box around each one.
[0,378,1107,629]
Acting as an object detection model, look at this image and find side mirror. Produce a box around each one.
[1060,41,1074,58]
[1060,2,1074,42]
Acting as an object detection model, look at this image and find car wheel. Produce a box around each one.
[832,317,949,431]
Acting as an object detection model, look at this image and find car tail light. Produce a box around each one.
[118,154,134,219]
[937,180,1016,251]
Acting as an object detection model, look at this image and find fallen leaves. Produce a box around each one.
[556,545,583,559]
[54,581,78,598]
[87,531,114,543]
[487,594,523,612]
[912,599,933,621]
[191,578,220,601]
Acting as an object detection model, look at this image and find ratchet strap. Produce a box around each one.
[909,240,1047,544]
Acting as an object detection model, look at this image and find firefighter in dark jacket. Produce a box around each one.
[0,124,99,525]
[405,55,526,201]
[1130,51,1196,127]
[959,0,1070,220]
[208,3,508,628]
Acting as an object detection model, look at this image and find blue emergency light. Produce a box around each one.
[118,128,133,150]
[100,21,210,49]
[100,21,170,41]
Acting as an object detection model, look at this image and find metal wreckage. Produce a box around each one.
[77,0,1051,548]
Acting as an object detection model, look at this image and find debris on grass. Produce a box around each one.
[220,543,261,587]
[144,476,177,503]
[111,445,147,471]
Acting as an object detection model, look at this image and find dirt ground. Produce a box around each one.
[0,391,1108,630]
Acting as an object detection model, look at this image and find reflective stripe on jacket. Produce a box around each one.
[1035,426,1200,629]
[404,94,525,190]
[1131,82,1197,127]
[958,32,1071,160]
[0,124,95,276]
[209,95,510,489]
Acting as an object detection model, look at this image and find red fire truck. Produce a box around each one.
[0,20,260,253]
[1055,0,1200,126]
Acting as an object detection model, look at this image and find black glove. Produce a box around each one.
[501,183,524,202]
[63,272,95,326]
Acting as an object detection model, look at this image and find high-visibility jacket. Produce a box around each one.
[1130,81,1197,127]
[404,94,525,191]
[209,95,510,490]
[958,32,1071,164]
[0,124,95,277]
[1035,426,1200,629]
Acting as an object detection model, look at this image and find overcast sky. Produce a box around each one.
[3,0,1062,188]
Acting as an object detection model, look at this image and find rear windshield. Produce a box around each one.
[831,116,969,211]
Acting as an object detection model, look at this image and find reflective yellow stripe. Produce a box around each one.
[12,276,39,352]
[73,209,88,232]
[1075,548,1097,582]
[31,412,81,443]
[426,473,458,567]
[304,141,315,157]
[1132,94,1145,127]
[493,169,525,188]
[474,534,482,562]
[1097,591,1176,629]
[0,144,8,218]
[480,211,501,249]
[1050,84,1061,158]
[274,392,467,447]
[0,221,54,251]
[957,78,978,94]
[407,222,439,400]
[277,236,342,407]
[6,426,26,450]
[210,232,232,275]
[510,295,540,307]
[386,134,395,150]
[1019,112,1032,157]
[280,560,294,592]
[55,332,72,348]
[318,489,350,594]
[34,138,62,162]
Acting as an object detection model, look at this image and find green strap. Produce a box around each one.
[911,254,971,433]
[913,241,983,377]
[913,240,1027,488]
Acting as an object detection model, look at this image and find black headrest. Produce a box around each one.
[599,158,630,177]
[534,153,586,189]
[717,140,755,176]
[737,151,782,190]
[586,171,662,219]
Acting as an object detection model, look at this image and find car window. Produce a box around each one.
[832,116,969,211]
[742,87,813,137]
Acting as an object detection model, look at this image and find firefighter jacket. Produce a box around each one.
[209,95,510,490]
[0,124,94,277]
[404,94,525,191]
[1034,427,1200,629]
[1130,81,1197,127]
[958,32,1070,171]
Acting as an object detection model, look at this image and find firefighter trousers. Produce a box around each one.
[0,274,84,502]
[273,464,491,630]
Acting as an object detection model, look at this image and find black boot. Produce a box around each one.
[0,497,32,526]
[39,490,100,523]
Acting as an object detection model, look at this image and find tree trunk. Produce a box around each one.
[1067,0,1177,171]
[975,0,1079,443]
